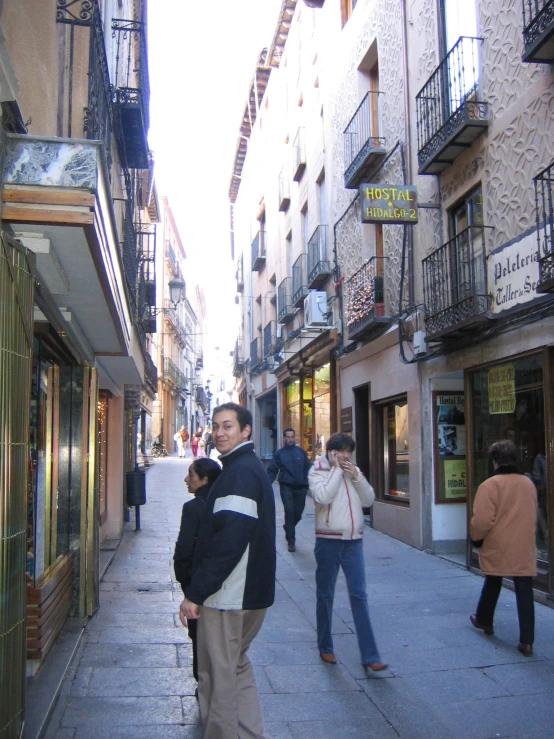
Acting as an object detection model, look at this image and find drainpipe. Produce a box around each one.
[400,0,414,304]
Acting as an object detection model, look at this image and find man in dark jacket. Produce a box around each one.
[180,402,276,739]
[267,428,311,552]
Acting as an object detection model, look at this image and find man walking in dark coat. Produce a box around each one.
[180,402,276,739]
[267,428,311,552]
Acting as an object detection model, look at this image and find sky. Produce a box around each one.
[148,0,283,375]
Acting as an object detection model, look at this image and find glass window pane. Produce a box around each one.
[384,400,410,500]
[470,353,547,562]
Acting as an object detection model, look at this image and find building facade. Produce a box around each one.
[231,0,554,597]
[0,0,159,733]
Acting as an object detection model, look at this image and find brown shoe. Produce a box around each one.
[320,652,337,664]
[517,643,533,656]
[365,662,388,672]
[470,614,494,636]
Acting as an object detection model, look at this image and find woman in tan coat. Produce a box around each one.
[470,440,537,655]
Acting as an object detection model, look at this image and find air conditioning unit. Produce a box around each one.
[304,291,328,327]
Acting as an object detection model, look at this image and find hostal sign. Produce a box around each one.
[360,184,418,224]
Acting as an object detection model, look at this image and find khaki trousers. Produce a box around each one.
[197,606,267,739]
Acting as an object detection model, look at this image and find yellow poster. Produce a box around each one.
[444,460,466,500]
[488,364,516,414]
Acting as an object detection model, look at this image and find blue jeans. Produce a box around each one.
[279,485,307,544]
[315,538,381,664]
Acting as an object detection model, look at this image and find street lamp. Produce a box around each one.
[168,277,185,308]
[146,277,186,319]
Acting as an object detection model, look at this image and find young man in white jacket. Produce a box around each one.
[309,433,387,673]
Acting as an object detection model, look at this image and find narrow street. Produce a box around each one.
[44,455,554,738]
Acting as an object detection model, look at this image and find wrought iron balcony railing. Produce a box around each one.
[522,0,554,63]
[292,253,308,307]
[165,241,178,275]
[251,231,266,271]
[307,225,330,288]
[279,165,290,212]
[144,351,158,391]
[422,225,492,340]
[343,92,387,189]
[263,321,277,358]
[250,337,261,372]
[163,357,180,387]
[416,37,490,175]
[535,159,554,292]
[293,128,306,182]
[345,257,389,341]
[233,340,244,377]
[236,253,244,291]
[57,0,114,174]
[112,17,150,169]
[278,277,295,323]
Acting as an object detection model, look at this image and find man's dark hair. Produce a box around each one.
[212,402,252,439]
[283,428,295,436]
[490,439,518,467]
[326,433,355,453]
[191,458,222,487]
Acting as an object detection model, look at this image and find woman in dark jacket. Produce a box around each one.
[174,458,221,683]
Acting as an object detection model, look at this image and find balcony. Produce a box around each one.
[278,278,295,323]
[343,92,387,189]
[263,321,277,358]
[196,350,204,369]
[163,357,181,387]
[522,0,554,63]
[416,37,490,176]
[112,18,150,169]
[144,352,158,392]
[292,254,308,307]
[292,128,306,182]
[250,337,261,373]
[535,160,554,293]
[233,340,244,377]
[251,231,266,271]
[236,253,244,291]
[195,386,207,406]
[345,257,390,341]
[307,225,331,288]
[279,165,290,212]
[165,241,178,276]
[423,226,492,341]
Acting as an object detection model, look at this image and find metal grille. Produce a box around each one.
[57,0,114,174]
[250,338,261,370]
[422,226,492,337]
[416,37,487,162]
[522,0,554,46]
[345,256,387,330]
[278,278,294,323]
[112,18,150,133]
[535,159,554,288]
[263,321,276,358]
[307,225,330,284]
[0,234,34,739]
[251,231,266,271]
[292,253,308,306]
[343,92,385,176]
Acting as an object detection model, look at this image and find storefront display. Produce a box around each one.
[434,392,467,503]
[469,352,548,566]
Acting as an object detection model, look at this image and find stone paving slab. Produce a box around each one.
[42,455,554,739]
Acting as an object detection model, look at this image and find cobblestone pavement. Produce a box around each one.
[44,455,554,738]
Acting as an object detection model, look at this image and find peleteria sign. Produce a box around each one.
[360,184,418,224]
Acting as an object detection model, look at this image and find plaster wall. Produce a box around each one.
[101,395,125,541]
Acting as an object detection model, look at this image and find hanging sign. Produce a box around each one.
[360,184,418,224]
[488,364,516,414]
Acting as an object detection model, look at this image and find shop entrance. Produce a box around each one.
[284,363,331,460]
[467,351,550,589]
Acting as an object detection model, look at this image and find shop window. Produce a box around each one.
[98,393,109,526]
[375,397,410,502]
[314,364,331,458]
[469,353,547,564]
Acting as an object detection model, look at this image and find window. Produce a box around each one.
[441,0,477,54]
[469,353,547,564]
[448,185,486,298]
[375,397,410,502]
